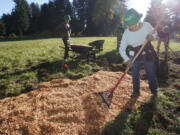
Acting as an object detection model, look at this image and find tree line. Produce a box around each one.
[0,0,179,37]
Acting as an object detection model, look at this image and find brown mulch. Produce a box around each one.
[0,71,151,135]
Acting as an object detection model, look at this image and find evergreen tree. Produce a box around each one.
[38,2,57,33]
[2,14,14,36]
[73,0,87,34]
[65,0,74,16]
[165,0,180,34]
[85,0,127,36]
[38,3,50,32]
[0,20,6,36]
[54,0,66,25]
[13,0,30,36]
[145,0,169,27]
[85,0,98,35]
[46,1,56,32]
[29,2,40,34]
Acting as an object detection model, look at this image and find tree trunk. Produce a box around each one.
[19,29,23,37]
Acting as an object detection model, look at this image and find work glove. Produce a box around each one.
[146,34,154,41]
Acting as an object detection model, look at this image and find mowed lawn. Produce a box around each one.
[0,37,179,98]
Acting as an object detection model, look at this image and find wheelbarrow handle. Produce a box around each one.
[110,24,159,94]
[59,45,73,52]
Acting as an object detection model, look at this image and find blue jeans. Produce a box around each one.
[130,55,158,94]
[62,38,70,59]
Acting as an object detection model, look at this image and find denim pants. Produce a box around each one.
[62,38,70,59]
[130,55,158,94]
[157,37,169,60]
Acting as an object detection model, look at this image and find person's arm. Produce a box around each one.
[146,22,157,40]
[119,31,130,62]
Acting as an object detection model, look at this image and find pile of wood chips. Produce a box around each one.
[0,71,151,135]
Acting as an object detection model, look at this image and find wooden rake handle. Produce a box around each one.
[110,23,159,94]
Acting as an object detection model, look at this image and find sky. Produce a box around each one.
[0,0,49,17]
[126,0,151,20]
[0,0,167,18]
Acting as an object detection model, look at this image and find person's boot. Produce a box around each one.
[64,54,69,61]
[152,91,158,97]
[130,92,140,98]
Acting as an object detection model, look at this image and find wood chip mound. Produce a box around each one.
[0,71,151,135]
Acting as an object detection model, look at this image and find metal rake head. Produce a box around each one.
[98,90,113,108]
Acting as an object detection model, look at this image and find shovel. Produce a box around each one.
[98,25,159,108]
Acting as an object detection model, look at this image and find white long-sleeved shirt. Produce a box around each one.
[119,22,157,62]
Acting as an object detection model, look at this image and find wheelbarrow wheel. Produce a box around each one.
[88,52,96,62]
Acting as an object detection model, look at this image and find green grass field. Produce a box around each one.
[0,37,180,134]
[0,37,118,97]
[0,37,179,97]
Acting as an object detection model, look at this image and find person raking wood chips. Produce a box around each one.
[119,8,159,97]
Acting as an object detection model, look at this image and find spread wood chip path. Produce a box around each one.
[0,71,151,135]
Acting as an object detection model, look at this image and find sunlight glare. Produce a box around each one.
[126,0,151,20]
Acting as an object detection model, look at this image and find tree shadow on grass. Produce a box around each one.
[97,50,123,64]
[0,59,63,80]
[96,50,125,72]
[0,58,89,81]
[0,50,124,83]
[0,58,90,98]
[132,96,158,135]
